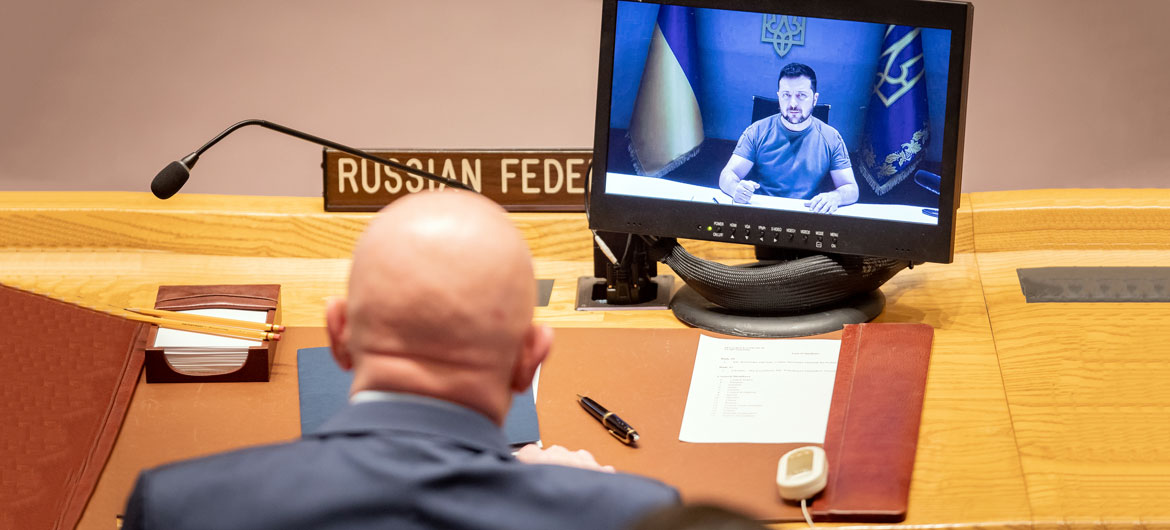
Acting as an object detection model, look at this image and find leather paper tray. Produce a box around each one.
[144,284,281,383]
[537,323,933,523]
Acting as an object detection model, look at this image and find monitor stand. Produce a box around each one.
[575,231,673,311]
[670,285,884,338]
[660,243,903,338]
[574,233,900,336]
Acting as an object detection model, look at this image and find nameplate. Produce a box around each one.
[323,149,591,212]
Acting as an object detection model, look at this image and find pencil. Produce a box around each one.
[121,312,281,342]
[125,307,285,332]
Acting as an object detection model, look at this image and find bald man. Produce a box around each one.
[122,191,679,530]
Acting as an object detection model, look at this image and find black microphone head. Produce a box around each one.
[151,161,190,199]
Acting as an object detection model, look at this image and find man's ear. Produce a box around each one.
[511,324,553,393]
[325,296,353,371]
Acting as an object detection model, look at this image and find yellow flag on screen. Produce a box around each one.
[627,6,704,178]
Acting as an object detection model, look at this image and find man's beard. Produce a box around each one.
[782,107,810,125]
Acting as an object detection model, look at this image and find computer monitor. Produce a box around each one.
[588,0,972,265]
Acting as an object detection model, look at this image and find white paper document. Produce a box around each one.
[678,335,841,444]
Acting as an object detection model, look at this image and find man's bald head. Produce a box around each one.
[326,191,550,424]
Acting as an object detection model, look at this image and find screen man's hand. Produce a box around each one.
[805,191,843,213]
[732,179,761,204]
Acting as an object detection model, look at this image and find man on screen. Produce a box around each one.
[718,63,859,213]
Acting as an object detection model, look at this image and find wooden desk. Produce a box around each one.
[2,190,1168,529]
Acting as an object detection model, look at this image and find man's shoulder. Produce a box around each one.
[810,118,844,141]
[747,113,784,132]
[144,437,310,486]
[127,439,327,529]
[738,115,785,148]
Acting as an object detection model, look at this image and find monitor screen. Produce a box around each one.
[588,0,972,263]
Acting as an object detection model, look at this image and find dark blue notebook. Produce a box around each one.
[296,347,540,445]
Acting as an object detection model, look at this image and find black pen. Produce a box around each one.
[577,394,639,445]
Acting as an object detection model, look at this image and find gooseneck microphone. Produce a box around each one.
[151,119,475,199]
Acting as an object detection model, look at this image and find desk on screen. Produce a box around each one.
[605,172,936,225]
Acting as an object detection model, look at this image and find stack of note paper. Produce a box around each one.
[151,309,268,376]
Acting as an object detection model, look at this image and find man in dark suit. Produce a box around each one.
[122,191,679,530]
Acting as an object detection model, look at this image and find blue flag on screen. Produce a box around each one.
[858,25,930,196]
[627,6,704,178]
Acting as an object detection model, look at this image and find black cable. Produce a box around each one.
[583,161,593,224]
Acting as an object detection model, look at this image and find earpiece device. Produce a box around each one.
[776,446,828,501]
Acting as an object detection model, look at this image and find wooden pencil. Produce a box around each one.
[121,312,280,342]
[125,307,284,332]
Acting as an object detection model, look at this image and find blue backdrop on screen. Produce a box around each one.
[609,2,952,165]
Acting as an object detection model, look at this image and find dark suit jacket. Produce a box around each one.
[123,398,679,530]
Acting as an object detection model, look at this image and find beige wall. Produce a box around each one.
[963,0,1170,191]
[1,0,1167,196]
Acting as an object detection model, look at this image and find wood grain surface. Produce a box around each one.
[970,189,1170,253]
[4,190,1170,529]
[969,190,1170,529]
[975,250,1170,525]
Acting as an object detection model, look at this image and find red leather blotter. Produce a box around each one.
[0,283,149,530]
[144,284,281,383]
[536,323,933,523]
[815,323,934,522]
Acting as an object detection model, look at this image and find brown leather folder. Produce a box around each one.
[537,323,933,523]
[817,323,934,521]
[144,284,281,383]
[0,283,148,530]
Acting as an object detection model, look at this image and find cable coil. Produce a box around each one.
[657,241,908,313]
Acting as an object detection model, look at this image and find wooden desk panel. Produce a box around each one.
[976,250,1170,525]
[970,189,1170,253]
[0,191,762,262]
[0,251,350,327]
[973,191,1170,525]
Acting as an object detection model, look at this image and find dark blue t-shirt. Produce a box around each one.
[732,115,851,200]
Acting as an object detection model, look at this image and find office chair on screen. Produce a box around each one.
[751,96,830,124]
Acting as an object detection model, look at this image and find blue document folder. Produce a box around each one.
[296,347,540,445]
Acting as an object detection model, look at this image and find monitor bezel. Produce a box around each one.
[587,0,973,263]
